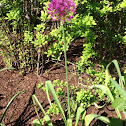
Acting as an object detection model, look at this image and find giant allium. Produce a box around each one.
[47,0,76,24]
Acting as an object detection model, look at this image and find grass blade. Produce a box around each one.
[45,80,67,125]
[0,67,16,72]
[32,95,46,116]
[85,114,110,126]
[32,95,52,126]
[0,90,26,123]
[45,82,52,107]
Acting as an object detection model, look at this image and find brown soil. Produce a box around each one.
[0,39,125,126]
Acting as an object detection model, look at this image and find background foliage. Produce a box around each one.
[0,0,126,75]
[0,0,126,125]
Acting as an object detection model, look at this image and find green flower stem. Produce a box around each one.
[62,23,71,119]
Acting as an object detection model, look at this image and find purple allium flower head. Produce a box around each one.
[47,0,76,24]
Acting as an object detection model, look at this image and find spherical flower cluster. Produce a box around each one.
[47,0,76,24]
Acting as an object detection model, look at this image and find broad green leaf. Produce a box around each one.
[0,90,27,123]
[120,0,126,9]
[45,81,67,125]
[45,82,52,107]
[110,78,126,98]
[111,97,126,111]
[109,118,123,126]
[85,114,110,126]
[89,84,114,102]
[75,106,86,126]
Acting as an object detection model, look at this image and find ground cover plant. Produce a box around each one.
[0,0,126,126]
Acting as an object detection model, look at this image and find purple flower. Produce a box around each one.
[47,0,76,24]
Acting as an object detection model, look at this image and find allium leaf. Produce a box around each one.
[111,97,126,111]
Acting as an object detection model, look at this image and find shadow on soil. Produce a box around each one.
[4,83,48,126]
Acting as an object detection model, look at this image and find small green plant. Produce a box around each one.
[76,88,95,108]
[46,103,59,117]
[89,60,126,125]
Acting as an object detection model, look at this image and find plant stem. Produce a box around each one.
[62,23,71,119]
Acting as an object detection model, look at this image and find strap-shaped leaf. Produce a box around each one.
[33,119,41,126]
[89,84,114,102]
[32,95,46,116]
[0,67,16,72]
[0,90,26,123]
[85,114,110,126]
[105,60,124,88]
[32,95,52,126]
[93,102,106,109]
[111,97,126,111]
[75,106,85,126]
[67,118,72,126]
[89,84,122,119]
[45,81,67,125]
[110,78,126,98]
[0,123,6,126]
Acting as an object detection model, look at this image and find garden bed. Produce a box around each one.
[0,54,123,126]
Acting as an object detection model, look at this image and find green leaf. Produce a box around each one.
[89,84,114,102]
[32,95,46,116]
[94,102,106,109]
[67,118,72,126]
[44,115,53,126]
[110,78,126,98]
[0,123,6,126]
[120,0,126,9]
[32,95,53,126]
[111,97,126,111]
[105,60,124,88]
[33,119,41,126]
[0,67,16,72]
[109,118,123,126]
[75,106,86,126]
[0,90,27,123]
[45,81,67,125]
[85,114,110,126]
[122,75,126,86]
